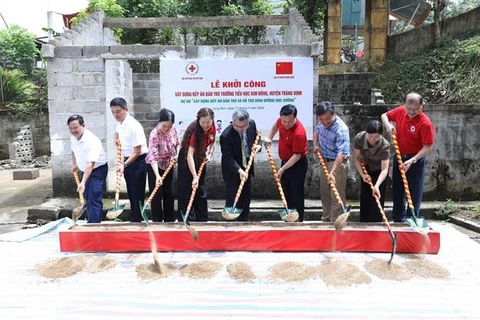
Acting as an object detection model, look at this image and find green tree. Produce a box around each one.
[0,69,36,104]
[282,0,325,35]
[0,25,39,75]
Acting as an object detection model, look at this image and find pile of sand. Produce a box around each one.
[84,256,117,274]
[403,258,450,279]
[226,262,256,283]
[364,259,413,281]
[35,255,91,278]
[136,263,177,280]
[317,259,372,287]
[179,260,223,279]
[267,262,317,282]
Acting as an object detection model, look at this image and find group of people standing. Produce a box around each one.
[68,92,434,224]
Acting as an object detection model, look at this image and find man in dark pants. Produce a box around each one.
[68,115,108,223]
[110,97,148,222]
[220,110,261,221]
[264,104,308,222]
[381,92,435,222]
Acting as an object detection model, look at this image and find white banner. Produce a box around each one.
[160,57,313,140]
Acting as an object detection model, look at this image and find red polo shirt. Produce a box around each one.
[276,118,308,161]
[387,106,435,155]
[189,125,215,149]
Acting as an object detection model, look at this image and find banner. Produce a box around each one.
[160,58,313,140]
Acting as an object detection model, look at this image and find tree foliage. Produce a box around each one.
[373,31,480,104]
[282,0,325,35]
[0,25,39,75]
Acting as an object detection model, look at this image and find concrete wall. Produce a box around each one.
[132,73,160,138]
[44,10,121,196]
[388,7,480,58]
[318,73,373,105]
[0,109,50,159]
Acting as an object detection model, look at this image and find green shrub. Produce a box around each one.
[435,199,458,219]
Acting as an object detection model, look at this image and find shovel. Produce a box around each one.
[139,158,177,274]
[106,142,125,220]
[264,144,298,222]
[360,161,397,264]
[181,155,212,241]
[222,132,261,220]
[315,152,351,230]
[72,170,87,222]
[391,131,428,229]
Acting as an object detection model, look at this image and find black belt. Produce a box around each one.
[401,154,416,160]
[324,158,336,162]
[123,154,146,162]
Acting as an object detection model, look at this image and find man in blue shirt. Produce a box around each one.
[313,101,350,222]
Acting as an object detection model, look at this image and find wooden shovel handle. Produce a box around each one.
[115,141,123,194]
[72,170,85,205]
[234,132,261,202]
[264,144,288,208]
[360,161,392,230]
[391,130,415,212]
[315,151,344,207]
[146,158,177,205]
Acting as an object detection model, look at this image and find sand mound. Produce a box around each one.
[136,263,177,280]
[364,259,413,281]
[35,255,91,278]
[403,258,450,279]
[179,260,223,279]
[267,262,317,282]
[85,256,117,274]
[317,259,371,287]
[226,262,256,283]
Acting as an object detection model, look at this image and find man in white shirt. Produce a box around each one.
[68,115,108,223]
[110,97,148,222]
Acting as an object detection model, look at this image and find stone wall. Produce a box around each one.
[388,7,480,58]
[318,73,373,105]
[0,109,50,159]
[132,73,160,138]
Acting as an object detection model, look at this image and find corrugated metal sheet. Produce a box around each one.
[390,0,431,27]
[0,220,479,319]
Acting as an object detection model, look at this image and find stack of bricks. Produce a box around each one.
[10,125,39,180]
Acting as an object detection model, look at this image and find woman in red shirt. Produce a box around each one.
[177,107,215,222]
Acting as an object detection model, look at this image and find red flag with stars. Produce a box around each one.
[275,62,293,75]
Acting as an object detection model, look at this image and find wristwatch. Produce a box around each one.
[411,157,417,164]
[123,161,128,168]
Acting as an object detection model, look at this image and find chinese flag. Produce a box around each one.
[275,62,293,75]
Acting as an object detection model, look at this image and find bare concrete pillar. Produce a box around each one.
[323,1,342,65]
[364,0,389,66]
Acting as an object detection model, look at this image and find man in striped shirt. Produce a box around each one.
[313,101,350,222]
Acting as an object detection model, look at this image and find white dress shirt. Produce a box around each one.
[116,113,148,157]
[71,128,107,171]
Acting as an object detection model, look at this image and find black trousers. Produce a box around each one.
[124,154,147,222]
[281,157,308,222]
[224,169,252,221]
[147,164,175,222]
[360,167,386,222]
[177,148,208,222]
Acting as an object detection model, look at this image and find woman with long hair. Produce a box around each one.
[177,107,215,222]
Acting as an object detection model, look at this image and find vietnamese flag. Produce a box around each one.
[276,61,293,75]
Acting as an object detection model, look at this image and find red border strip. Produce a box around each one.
[59,228,440,254]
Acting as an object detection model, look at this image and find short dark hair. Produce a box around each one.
[159,108,175,123]
[365,120,383,134]
[110,97,128,109]
[280,104,297,117]
[67,114,85,126]
[315,101,335,116]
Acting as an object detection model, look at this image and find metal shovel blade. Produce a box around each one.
[279,208,299,222]
[222,206,243,220]
[388,233,398,265]
[406,216,428,229]
[106,203,125,220]
[72,205,87,221]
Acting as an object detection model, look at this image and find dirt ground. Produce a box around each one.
[453,209,480,223]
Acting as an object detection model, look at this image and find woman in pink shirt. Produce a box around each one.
[145,108,180,222]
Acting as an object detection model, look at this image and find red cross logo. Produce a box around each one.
[186,62,199,75]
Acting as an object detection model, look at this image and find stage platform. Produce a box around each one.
[59,221,440,254]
